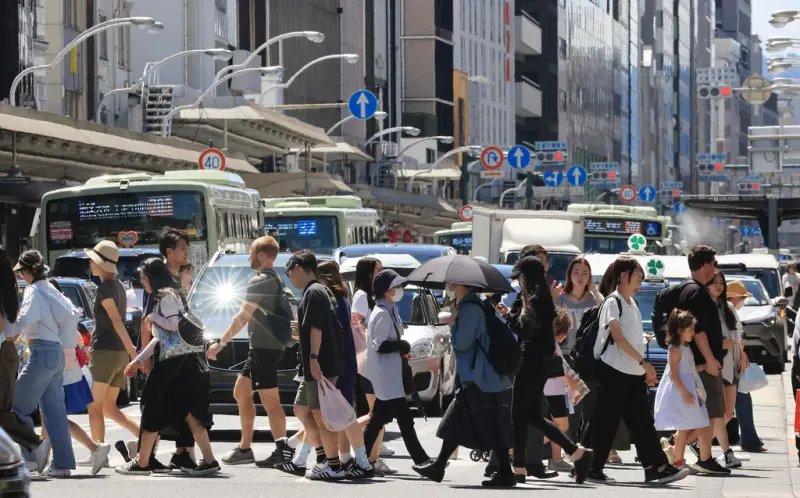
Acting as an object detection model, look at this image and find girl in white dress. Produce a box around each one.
[654,309,710,468]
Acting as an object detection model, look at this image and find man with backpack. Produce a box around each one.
[651,245,730,475]
[208,236,296,468]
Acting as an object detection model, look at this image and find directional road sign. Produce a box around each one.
[507,145,531,169]
[674,202,687,214]
[753,226,762,237]
[480,146,505,170]
[740,226,752,237]
[619,185,636,203]
[198,148,226,171]
[347,90,378,119]
[543,171,564,187]
[567,165,587,187]
[639,185,656,202]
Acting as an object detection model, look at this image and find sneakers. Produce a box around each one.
[379,443,395,457]
[691,457,731,475]
[31,439,50,474]
[171,452,197,472]
[720,449,743,469]
[549,459,573,472]
[586,470,616,484]
[412,460,445,483]
[275,461,306,476]
[116,459,150,476]
[688,441,701,459]
[150,456,172,474]
[306,462,346,481]
[91,443,112,475]
[41,464,71,478]
[372,458,398,476]
[343,459,374,479]
[222,447,255,466]
[571,447,594,484]
[645,464,690,485]
[256,440,293,468]
[660,438,676,465]
[188,460,221,476]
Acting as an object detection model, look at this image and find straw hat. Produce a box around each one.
[86,240,119,274]
[726,280,752,299]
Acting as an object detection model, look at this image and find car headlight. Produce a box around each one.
[409,340,435,360]
[764,315,777,327]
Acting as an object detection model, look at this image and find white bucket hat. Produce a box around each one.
[86,240,119,274]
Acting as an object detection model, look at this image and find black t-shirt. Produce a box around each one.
[678,279,725,366]
[298,280,342,381]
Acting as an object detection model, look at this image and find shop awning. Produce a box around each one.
[240,172,353,198]
[288,142,373,162]
[355,186,458,212]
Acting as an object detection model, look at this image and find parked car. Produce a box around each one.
[0,428,29,497]
[717,254,789,329]
[334,244,456,265]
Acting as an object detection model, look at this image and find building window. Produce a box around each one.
[35,81,46,104]
[740,47,750,70]
[558,90,567,111]
[63,0,78,28]
[63,89,79,118]
[656,10,663,27]
[558,38,567,59]
[426,148,436,164]
[98,13,108,60]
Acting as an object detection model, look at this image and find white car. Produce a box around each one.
[0,428,30,497]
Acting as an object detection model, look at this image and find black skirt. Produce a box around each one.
[436,384,513,451]
[140,353,212,434]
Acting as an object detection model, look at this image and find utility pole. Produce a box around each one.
[525,171,534,209]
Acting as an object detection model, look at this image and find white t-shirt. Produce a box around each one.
[594,291,646,376]
[352,289,372,321]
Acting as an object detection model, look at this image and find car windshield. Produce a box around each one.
[437,234,472,255]
[738,280,771,306]
[635,287,658,333]
[394,288,433,326]
[339,247,447,264]
[722,268,781,298]
[52,255,156,288]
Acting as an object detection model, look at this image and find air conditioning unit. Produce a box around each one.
[381,141,399,157]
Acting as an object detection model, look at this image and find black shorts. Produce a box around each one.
[546,395,569,419]
[241,348,283,390]
[360,375,375,395]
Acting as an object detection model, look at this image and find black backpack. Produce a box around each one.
[571,295,622,381]
[467,300,521,376]
[256,270,299,347]
[651,280,694,349]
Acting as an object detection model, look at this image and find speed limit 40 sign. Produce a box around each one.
[619,185,636,203]
[199,148,226,171]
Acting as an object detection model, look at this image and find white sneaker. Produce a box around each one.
[373,458,398,475]
[41,464,71,478]
[305,462,346,480]
[720,449,743,469]
[76,454,94,468]
[91,443,113,475]
[31,439,50,474]
[379,444,395,457]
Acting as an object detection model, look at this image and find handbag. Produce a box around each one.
[75,346,88,368]
[318,377,357,432]
[738,364,768,393]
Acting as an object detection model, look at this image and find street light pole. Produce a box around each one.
[95,48,233,123]
[10,17,162,106]
[213,31,325,83]
[326,111,388,136]
[409,145,482,194]
[161,66,283,137]
[257,54,359,105]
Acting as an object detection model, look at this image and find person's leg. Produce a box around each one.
[360,392,386,462]
[233,376,256,449]
[388,398,430,465]
[364,399,391,459]
[101,386,140,437]
[0,341,18,413]
[674,430,693,465]
[523,373,578,457]
[86,382,110,443]
[258,388,286,439]
[697,372,723,461]
[551,417,569,462]
[618,376,668,471]
[511,369,536,474]
[185,414,216,464]
[724,384,737,426]
[310,410,340,467]
[590,368,625,473]
[38,351,75,470]
[68,420,97,452]
[137,431,160,467]
[735,392,764,450]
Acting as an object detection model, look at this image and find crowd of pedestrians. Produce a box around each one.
[0,236,770,487]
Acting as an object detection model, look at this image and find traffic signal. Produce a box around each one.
[738,181,761,192]
[697,83,733,99]
[659,189,681,198]
[696,161,725,173]
[590,170,617,181]
[535,150,568,165]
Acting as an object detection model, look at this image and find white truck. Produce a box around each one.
[471,207,584,280]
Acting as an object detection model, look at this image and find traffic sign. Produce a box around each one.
[567,165,587,187]
[534,186,566,197]
[507,145,531,169]
[460,205,474,222]
[753,226,762,237]
[543,171,564,187]
[480,146,505,170]
[674,202,687,214]
[198,148,226,171]
[619,185,636,203]
[639,184,656,202]
[740,226,752,237]
[347,90,378,119]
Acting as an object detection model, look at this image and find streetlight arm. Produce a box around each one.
[408,146,481,192]
[160,104,196,138]
[214,31,323,82]
[257,54,356,104]
[95,86,132,122]
[327,115,354,136]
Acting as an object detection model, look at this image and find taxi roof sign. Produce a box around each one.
[645,258,665,280]
[627,234,647,252]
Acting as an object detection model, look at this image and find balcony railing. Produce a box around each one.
[214,8,228,40]
[515,76,542,118]
[515,11,542,55]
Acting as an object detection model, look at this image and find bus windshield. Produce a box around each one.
[436,233,472,255]
[45,191,206,251]
[264,215,339,254]
[584,238,663,254]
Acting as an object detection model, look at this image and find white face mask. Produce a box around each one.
[445,286,456,298]
[391,288,404,303]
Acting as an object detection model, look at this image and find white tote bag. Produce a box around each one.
[318,377,356,432]
[738,364,768,394]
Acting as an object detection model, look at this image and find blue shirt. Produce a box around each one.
[451,292,511,393]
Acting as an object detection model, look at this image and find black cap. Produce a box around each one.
[373,269,407,297]
[509,255,546,279]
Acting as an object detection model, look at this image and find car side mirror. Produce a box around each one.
[776,297,789,309]
[437,312,452,327]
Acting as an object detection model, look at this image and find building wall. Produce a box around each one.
[339,0,367,146]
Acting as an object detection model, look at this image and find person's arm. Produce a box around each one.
[668,347,695,405]
[208,276,270,358]
[686,289,722,375]
[307,288,332,380]
[588,279,604,304]
[604,300,657,380]
[134,337,159,364]
[14,287,39,333]
[101,298,137,359]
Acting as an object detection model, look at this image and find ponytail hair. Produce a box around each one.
[666,309,695,346]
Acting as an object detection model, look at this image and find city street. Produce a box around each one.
[28,371,800,498]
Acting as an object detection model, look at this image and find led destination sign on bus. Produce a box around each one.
[584,217,663,238]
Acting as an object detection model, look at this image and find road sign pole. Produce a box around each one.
[461,160,469,206]
[525,171,534,209]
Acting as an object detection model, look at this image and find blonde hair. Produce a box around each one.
[251,236,279,259]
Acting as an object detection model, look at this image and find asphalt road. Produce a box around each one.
[29,371,800,498]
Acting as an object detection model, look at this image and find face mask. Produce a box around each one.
[445,287,456,298]
[391,288,404,303]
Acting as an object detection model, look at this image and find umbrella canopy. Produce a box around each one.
[405,255,513,294]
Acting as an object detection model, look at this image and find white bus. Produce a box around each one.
[566,204,673,254]
[433,222,472,255]
[40,170,264,270]
[262,195,381,255]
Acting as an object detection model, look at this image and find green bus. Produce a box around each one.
[433,222,472,255]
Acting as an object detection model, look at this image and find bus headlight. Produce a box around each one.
[410,340,435,360]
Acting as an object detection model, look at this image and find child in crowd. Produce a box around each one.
[543,308,576,472]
